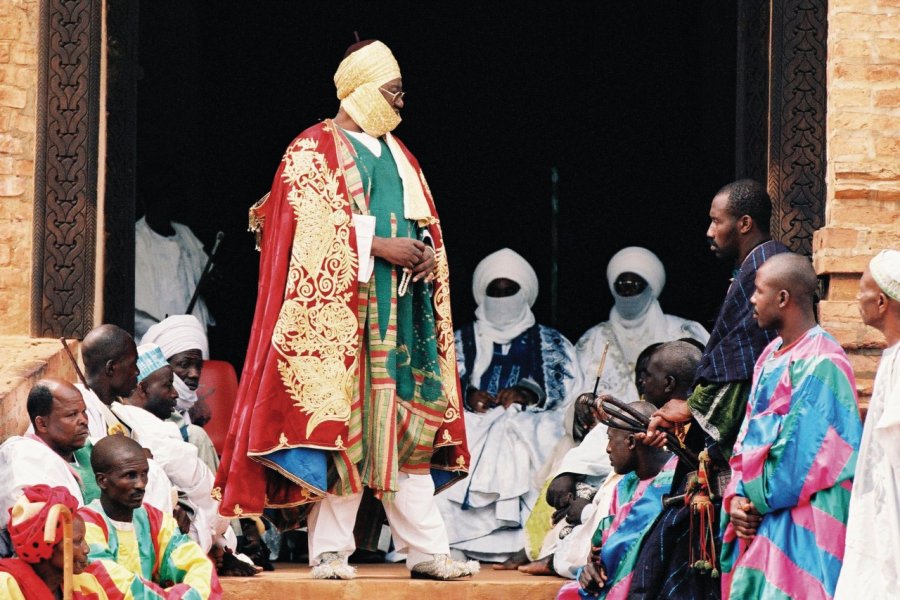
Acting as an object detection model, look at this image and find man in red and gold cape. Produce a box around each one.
[0,484,171,600]
[213,39,476,580]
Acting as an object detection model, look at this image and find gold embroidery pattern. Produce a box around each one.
[335,435,345,449]
[271,136,361,438]
[233,504,244,517]
[430,243,462,422]
[210,487,222,501]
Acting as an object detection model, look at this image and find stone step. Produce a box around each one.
[221,563,564,600]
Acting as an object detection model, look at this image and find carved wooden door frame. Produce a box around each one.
[32,0,136,338]
[736,0,828,256]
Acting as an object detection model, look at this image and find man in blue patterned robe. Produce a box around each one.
[436,248,582,563]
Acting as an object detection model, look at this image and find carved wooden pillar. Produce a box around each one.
[104,0,138,332]
[32,0,103,337]
[767,0,828,255]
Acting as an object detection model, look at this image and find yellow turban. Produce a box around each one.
[334,41,402,138]
[334,41,401,100]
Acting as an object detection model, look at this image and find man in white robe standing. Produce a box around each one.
[836,249,900,599]
[436,248,582,563]
[134,194,214,340]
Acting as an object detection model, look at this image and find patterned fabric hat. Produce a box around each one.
[8,484,78,563]
[136,342,168,383]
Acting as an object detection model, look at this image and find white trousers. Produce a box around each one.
[308,472,450,569]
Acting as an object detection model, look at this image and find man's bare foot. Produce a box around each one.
[518,555,555,576]
[492,548,529,570]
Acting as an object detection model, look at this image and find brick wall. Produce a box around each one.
[815,0,900,405]
[0,0,37,336]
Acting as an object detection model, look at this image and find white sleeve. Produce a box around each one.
[353,214,376,283]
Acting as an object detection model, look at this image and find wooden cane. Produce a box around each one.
[591,342,610,396]
[59,338,89,389]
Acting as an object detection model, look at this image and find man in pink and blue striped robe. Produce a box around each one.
[721,253,863,600]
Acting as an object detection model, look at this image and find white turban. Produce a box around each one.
[469,248,539,382]
[140,314,209,360]
[871,249,900,302]
[606,247,666,299]
[472,248,539,307]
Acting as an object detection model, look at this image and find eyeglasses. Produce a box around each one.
[380,87,405,104]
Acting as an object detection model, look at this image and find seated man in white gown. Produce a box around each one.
[575,246,709,404]
[436,248,582,563]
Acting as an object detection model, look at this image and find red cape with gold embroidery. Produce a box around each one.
[214,121,469,518]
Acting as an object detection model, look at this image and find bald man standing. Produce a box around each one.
[720,253,863,600]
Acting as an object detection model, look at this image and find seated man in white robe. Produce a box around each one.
[576,246,709,404]
[0,379,91,556]
[75,324,174,514]
[436,248,582,563]
[118,343,258,576]
[141,315,219,473]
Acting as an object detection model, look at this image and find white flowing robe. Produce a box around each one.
[436,327,582,561]
[575,311,709,404]
[835,342,900,599]
[0,436,85,530]
[134,217,213,339]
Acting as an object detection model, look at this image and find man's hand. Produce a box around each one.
[412,245,436,283]
[189,397,212,427]
[173,505,192,535]
[467,389,496,413]
[574,393,601,433]
[371,237,426,269]
[578,560,607,596]
[643,398,692,448]
[729,496,762,540]
[547,473,577,508]
[497,387,537,409]
[565,497,591,525]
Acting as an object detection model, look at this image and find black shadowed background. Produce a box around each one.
[136,1,737,370]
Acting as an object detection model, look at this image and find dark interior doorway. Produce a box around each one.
[136,1,738,369]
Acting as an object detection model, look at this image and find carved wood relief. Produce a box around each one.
[767,0,828,255]
[32,0,102,337]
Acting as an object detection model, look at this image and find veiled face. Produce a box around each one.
[614,272,648,297]
[486,278,520,298]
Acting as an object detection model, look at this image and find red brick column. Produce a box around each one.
[816,0,900,409]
